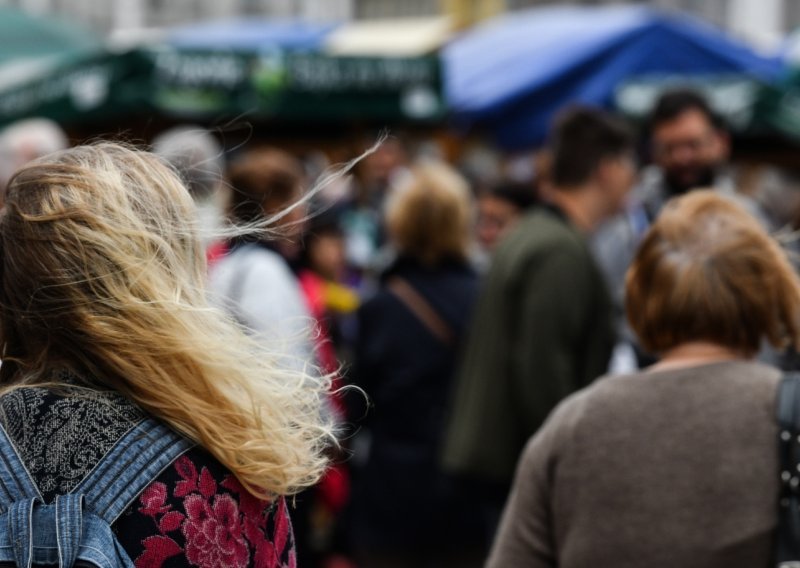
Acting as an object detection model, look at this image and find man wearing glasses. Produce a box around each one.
[593,89,772,371]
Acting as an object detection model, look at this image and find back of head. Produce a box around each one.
[549,106,633,188]
[0,142,203,380]
[649,88,723,133]
[626,190,800,356]
[0,118,68,194]
[227,148,304,224]
[386,161,472,266]
[151,125,223,201]
[0,142,331,499]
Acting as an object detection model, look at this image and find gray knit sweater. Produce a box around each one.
[488,360,781,568]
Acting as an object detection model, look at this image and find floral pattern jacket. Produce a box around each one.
[0,385,295,568]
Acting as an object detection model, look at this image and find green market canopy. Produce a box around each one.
[0,16,447,128]
[0,7,148,128]
[0,6,100,65]
[148,46,443,122]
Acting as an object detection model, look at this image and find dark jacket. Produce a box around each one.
[349,255,479,554]
[442,206,615,485]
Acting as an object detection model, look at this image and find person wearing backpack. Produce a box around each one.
[0,143,334,567]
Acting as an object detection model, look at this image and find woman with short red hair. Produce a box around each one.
[488,190,800,568]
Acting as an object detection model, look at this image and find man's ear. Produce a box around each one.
[592,157,615,187]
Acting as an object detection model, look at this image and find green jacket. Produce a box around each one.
[442,206,615,484]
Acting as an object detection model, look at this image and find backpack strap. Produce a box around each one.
[54,493,83,567]
[0,424,44,568]
[74,417,195,524]
[775,373,800,565]
[0,424,42,509]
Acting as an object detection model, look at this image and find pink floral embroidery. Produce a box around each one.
[139,483,171,516]
[175,456,199,497]
[183,493,249,568]
[136,536,183,568]
[132,453,293,568]
[159,511,185,533]
[198,467,217,499]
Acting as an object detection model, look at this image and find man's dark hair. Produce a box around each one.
[549,107,633,188]
[649,88,725,132]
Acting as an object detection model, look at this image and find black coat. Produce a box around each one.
[349,256,479,554]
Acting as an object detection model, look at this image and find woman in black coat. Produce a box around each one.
[347,162,482,568]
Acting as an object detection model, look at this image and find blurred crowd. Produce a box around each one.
[3,86,800,567]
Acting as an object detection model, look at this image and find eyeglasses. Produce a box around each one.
[652,134,715,160]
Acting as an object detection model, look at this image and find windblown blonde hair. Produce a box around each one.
[0,142,333,500]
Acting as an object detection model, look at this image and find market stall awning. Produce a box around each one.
[145,16,446,122]
[0,7,101,65]
[147,46,444,122]
[443,4,785,150]
[0,50,152,128]
[0,14,448,128]
[324,16,453,57]
[0,7,136,128]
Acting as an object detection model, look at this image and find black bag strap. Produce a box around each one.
[775,373,800,566]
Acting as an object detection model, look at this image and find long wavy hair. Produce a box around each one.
[0,142,333,499]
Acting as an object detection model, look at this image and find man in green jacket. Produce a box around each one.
[442,107,635,534]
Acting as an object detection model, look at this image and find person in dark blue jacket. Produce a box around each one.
[348,161,482,568]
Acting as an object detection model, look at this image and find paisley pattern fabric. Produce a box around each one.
[0,385,145,502]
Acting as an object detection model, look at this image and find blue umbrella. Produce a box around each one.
[443,5,785,150]
[168,18,339,51]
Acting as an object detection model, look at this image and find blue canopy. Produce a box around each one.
[168,19,339,51]
[443,5,785,150]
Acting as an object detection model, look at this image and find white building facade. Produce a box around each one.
[0,0,795,50]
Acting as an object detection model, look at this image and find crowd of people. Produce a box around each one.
[0,85,799,567]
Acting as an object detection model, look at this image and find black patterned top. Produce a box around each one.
[0,386,296,568]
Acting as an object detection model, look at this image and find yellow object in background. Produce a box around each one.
[323,281,360,314]
[442,0,505,29]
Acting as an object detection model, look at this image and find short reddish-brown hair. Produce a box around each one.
[626,190,800,356]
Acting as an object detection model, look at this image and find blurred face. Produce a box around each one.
[264,188,307,260]
[651,109,729,194]
[308,233,346,281]
[476,195,523,252]
[597,153,637,217]
[362,140,406,188]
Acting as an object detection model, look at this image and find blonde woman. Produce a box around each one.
[0,143,332,566]
[348,161,482,567]
[488,191,800,568]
